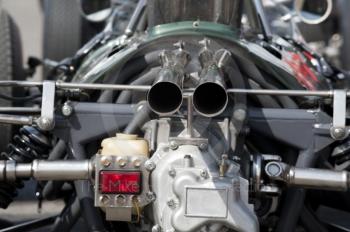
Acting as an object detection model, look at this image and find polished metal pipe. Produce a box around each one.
[265,161,350,191]
[147,68,183,115]
[147,49,189,115]
[0,80,342,98]
[0,160,93,181]
[0,114,34,125]
[193,66,228,117]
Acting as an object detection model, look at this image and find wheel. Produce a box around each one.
[42,0,104,76]
[43,0,82,63]
[338,0,350,70]
[0,8,25,153]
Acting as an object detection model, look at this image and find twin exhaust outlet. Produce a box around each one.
[147,41,228,117]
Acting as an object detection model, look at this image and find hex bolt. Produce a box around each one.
[116,195,127,205]
[265,162,283,177]
[101,156,112,167]
[167,199,176,209]
[152,225,161,232]
[61,102,73,117]
[99,195,110,205]
[199,143,208,151]
[132,159,142,168]
[117,157,127,167]
[168,168,176,177]
[146,192,156,201]
[169,141,178,150]
[145,160,156,171]
[200,169,208,178]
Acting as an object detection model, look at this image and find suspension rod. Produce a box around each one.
[0,80,344,97]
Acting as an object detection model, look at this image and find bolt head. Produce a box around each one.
[145,160,156,171]
[99,195,110,205]
[199,143,208,151]
[151,225,161,232]
[167,199,176,209]
[117,157,128,167]
[265,162,282,177]
[101,156,112,167]
[169,141,178,150]
[168,168,176,177]
[200,169,208,178]
[116,195,127,205]
[62,102,73,116]
[146,192,156,201]
[132,159,142,168]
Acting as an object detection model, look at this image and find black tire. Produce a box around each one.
[0,9,25,154]
[43,0,82,62]
[338,0,350,70]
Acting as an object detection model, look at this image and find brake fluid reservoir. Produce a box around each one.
[100,133,149,157]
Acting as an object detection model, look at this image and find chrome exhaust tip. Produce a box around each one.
[193,81,228,117]
[147,80,183,115]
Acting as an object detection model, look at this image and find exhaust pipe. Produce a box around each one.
[193,66,228,117]
[193,40,228,117]
[147,69,183,115]
[147,47,190,115]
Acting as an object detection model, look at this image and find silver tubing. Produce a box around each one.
[226,89,334,97]
[56,82,151,91]
[0,114,34,125]
[0,107,41,114]
[265,161,350,191]
[0,160,93,181]
[0,80,345,97]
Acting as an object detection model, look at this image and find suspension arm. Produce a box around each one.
[0,160,93,182]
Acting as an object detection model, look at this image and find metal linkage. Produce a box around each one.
[331,90,348,140]
[0,80,346,97]
[37,81,56,131]
[0,159,93,182]
[265,161,350,191]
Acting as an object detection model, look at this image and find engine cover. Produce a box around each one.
[150,144,258,232]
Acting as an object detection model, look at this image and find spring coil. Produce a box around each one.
[0,126,52,208]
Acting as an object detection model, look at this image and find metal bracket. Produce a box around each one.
[37,81,55,131]
[330,90,348,140]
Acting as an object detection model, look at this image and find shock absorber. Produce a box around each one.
[0,126,52,208]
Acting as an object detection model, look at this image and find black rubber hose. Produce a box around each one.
[50,196,81,232]
[235,58,298,109]
[75,180,106,232]
[247,79,281,108]
[98,52,160,103]
[48,139,66,160]
[276,147,316,232]
[219,53,248,133]
[42,140,67,199]
[116,67,160,104]
[124,102,152,134]
[300,206,328,232]
[71,144,106,232]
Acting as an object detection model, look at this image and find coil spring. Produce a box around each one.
[0,126,52,208]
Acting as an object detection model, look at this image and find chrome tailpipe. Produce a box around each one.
[193,40,228,117]
[147,45,190,115]
[147,68,183,115]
